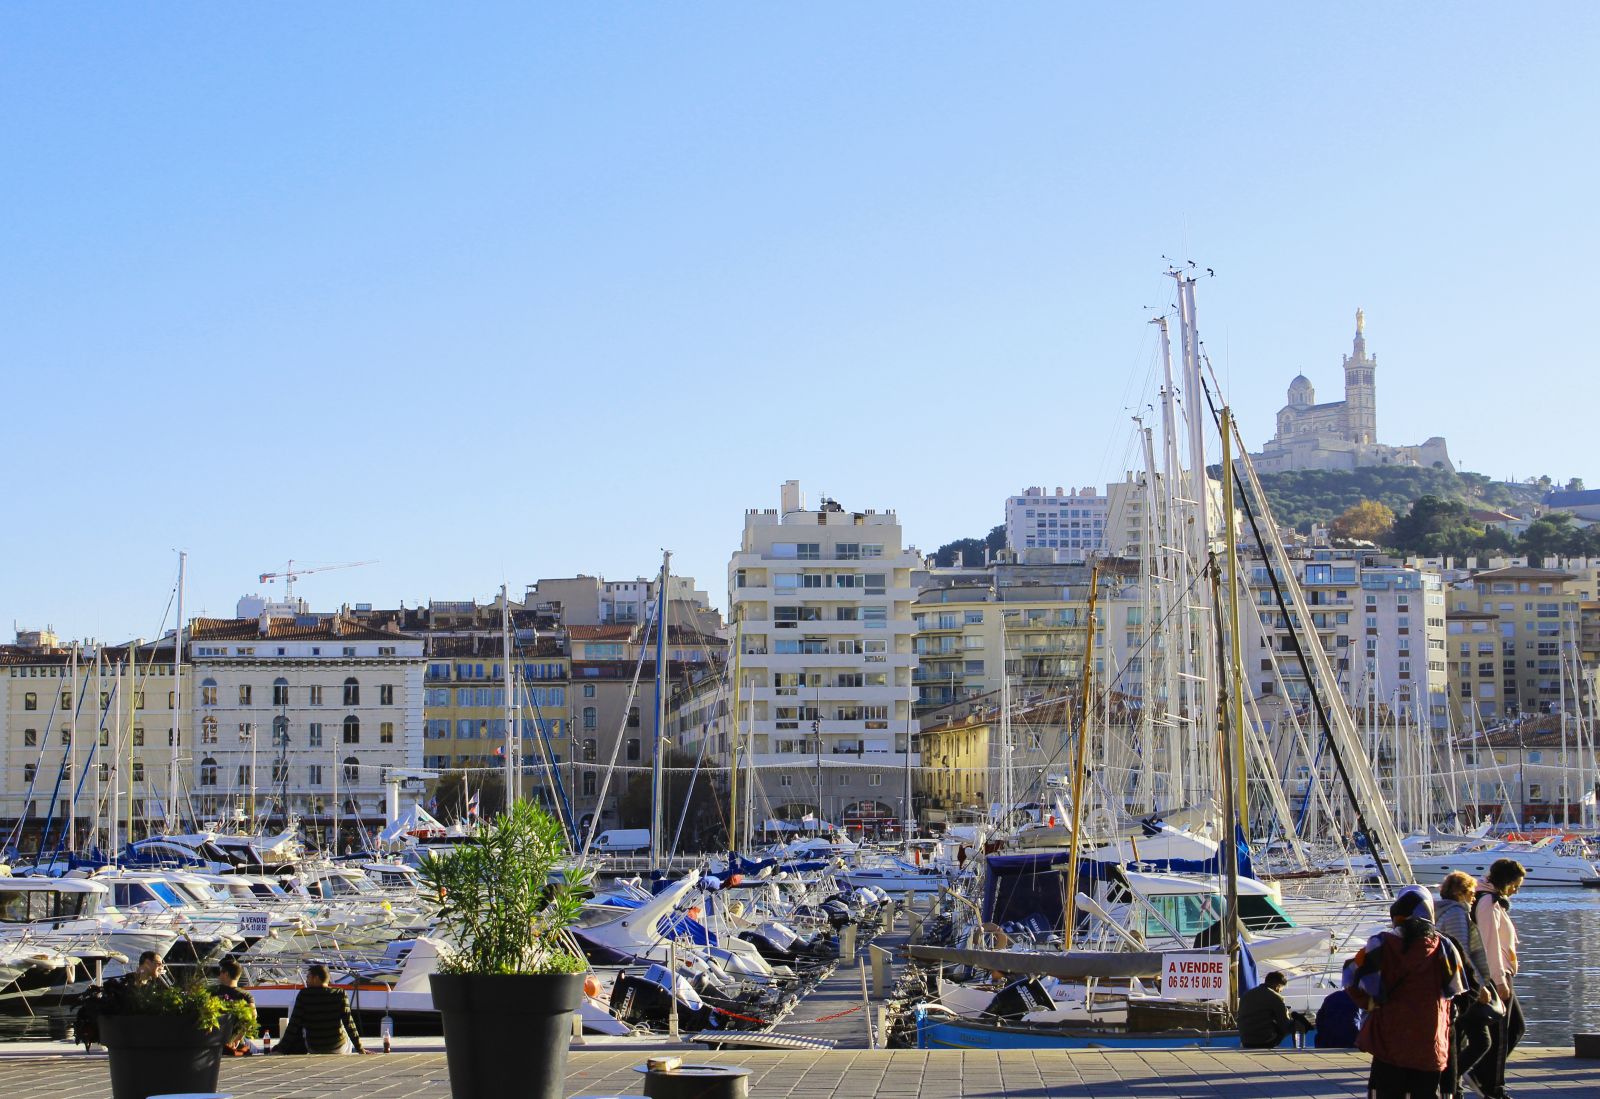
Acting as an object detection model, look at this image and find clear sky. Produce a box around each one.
[3,4,1596,643]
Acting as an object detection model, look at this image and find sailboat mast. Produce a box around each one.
[649,550,671,873]
[1220,409,1250,831]
[1175,273,1218,807]
[68,643,78,852]
[501,584,518,809]
[1154,315,1189,806]
[1061,564,1100,952]
[169,551,185,832]
[728,621,742,850]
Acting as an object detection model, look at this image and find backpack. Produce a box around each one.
[72,983,109,1049]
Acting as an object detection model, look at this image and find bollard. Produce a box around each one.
[572,1012,586,1044]
[869,943,891,998]
[1576,1033,1600,1058]
[907,906,923,936]
[639,1062,751,1099]
[859,957,874,1049]
[841,922,857,956]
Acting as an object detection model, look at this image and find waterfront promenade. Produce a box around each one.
[0,1046,1591,1099]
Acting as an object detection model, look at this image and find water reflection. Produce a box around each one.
[1505,893,1600,1045]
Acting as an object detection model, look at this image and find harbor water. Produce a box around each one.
[1504,892,1600,1045]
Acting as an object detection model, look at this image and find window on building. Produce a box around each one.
[582,772,596,797]
[582,706,597,730]
[343,756,360,783]
[132,727,144,747]
[200,757,217,786]
[308,764,323,785]
[309,684,323,706]
[272,678,289,706]
[343,715,360,744]
[238,684,252,705]
[201,716,218,744]
[343,677,360,706]
[23,692,36,711]
[61,689,72,709]
[626,738,641,761]
[236,763,251,787]
[380,684,394,705]
[583,684,596,698]
[201,678,218,706]
[627,707,641,728]
[379,722,394,744]
[272,760,289,784]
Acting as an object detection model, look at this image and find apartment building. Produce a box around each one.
[186,611,424,849]
[1245,548,1449,731]
[0,631,187,847]
[1445,566,1582,720]
[1005,486,1108,563]
[726,481,919,831]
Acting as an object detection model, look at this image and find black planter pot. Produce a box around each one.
[99,1014,231,1099]
[430,972,583,1099]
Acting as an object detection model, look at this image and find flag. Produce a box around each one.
[495,745,505,759]
[466,790,481,817]
[427,795,438,812]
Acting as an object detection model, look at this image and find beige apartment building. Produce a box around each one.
[724,481,920,832]
[1,631,188,849]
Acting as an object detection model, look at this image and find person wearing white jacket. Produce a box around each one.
[1471,858,1526,1099]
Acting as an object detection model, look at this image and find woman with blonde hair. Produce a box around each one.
[1436,871,1494,1098]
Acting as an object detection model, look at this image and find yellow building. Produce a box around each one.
[1,635,188,845]
[1448,565,1581,719]
[421,636,569,776]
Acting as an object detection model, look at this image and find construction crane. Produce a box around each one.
[257,559,377,601]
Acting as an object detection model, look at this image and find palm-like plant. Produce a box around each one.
[418,800,590,975]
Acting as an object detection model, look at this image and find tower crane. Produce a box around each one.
[257,559,377,601]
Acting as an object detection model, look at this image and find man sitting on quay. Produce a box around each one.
[1238,970,1312,1049]
[274,963,370,1055]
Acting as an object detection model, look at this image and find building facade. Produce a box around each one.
[186,613,425,849]
[725,481,920,831]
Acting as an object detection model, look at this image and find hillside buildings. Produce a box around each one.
[1253,310,1453,475]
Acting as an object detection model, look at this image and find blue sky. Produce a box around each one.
[3,5,1596,642]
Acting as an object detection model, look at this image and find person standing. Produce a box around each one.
[1345,885,1465,1099]
[1436,871,1494,1097]
[1470,859,1526,1099]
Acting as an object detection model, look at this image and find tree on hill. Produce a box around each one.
[933,525,1007,567]
[1389,495,1484,557]
[1329,500,1395,542]
[1567,478,1586,492]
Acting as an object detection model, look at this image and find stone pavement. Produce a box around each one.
[0,1047,1594,1099]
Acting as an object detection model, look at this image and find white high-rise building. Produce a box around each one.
[1004,486,1108,562]
[727,481,920,832]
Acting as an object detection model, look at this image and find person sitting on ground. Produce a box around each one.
[275,963,368,1054]
[1312,981,1363,1048]
[1238,970,1309,1049]
[215,957,257,1056]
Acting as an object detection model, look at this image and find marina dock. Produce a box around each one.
[0,1046,1591,1099]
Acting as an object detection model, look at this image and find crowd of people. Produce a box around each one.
[1242,857,1528,1099]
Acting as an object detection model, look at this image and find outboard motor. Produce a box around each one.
[609,964,714,1031]
[982,976,1056,1022]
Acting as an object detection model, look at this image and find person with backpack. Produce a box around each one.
[1345,885,1465,1099]
[1435,871,1496,1098]
[1470,859,1526,1099]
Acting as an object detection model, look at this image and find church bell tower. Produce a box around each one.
[1342,308,1377,444]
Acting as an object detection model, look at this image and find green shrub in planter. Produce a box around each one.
[420,801,594,1099]
[95,976,260,1099]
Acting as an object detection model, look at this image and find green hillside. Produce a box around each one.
[1250,467,1544,533]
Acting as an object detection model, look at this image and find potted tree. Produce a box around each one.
[421,799,591,1099]
[93,976,259,1099]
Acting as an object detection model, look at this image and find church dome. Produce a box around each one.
[1287,374,1315,405]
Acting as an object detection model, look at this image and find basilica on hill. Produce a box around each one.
[1251,309,1453,475]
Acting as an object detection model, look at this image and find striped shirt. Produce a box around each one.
[284,985,362,1053]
